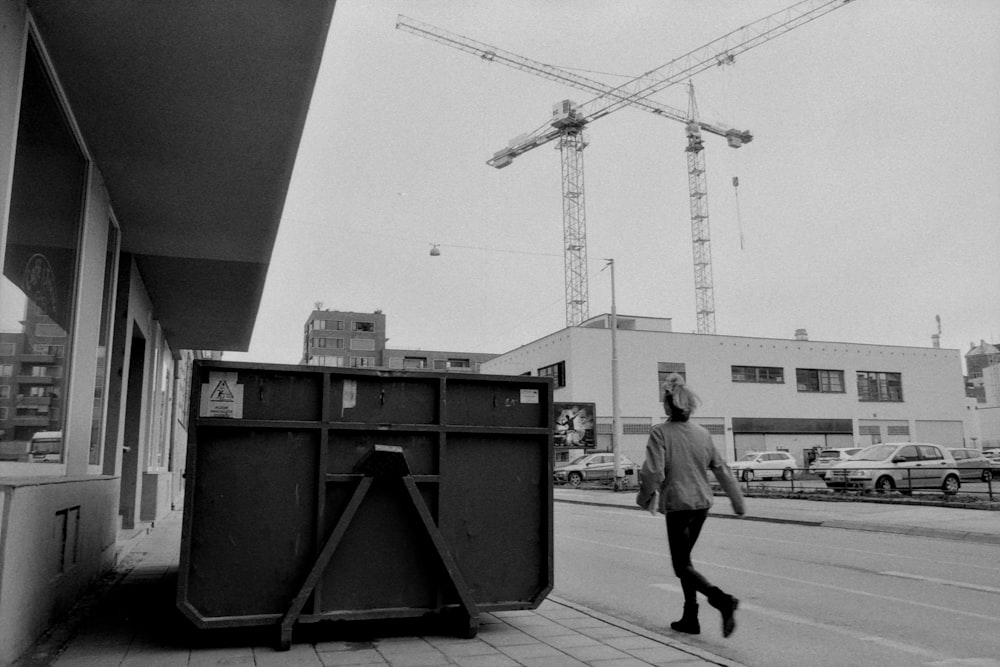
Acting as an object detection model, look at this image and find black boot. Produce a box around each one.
[670,602,700,634]
[708,589,738,638]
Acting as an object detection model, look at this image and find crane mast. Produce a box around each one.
[553,102,590,325]
[685,83,716,334]
[397,0,858,327]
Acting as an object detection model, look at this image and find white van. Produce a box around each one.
[29,431,63,463]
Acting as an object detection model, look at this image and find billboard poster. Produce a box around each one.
[553,402,596,448]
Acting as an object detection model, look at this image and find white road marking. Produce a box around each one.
[651,582,951,662]
[561,534,1000,623]
[881,571,1000,595]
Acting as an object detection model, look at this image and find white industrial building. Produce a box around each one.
[482,315,968,469]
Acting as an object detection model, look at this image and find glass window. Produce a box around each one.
[657,362,686,400]
[796,368,845,393]
[89,223,117,465]
[537,361,566,387]
[857,371,903,402]
[896,446,919,462]
[350,356,374,368]
[0,38,87,462]
[352,321,375,333]
[350,338,375,351]
[403,357,426,369]
[918,445,942,460]
[732,366,784,384]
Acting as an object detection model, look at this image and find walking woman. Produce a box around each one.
[637,373,745,637]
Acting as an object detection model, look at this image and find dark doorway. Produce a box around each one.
[119,329,146,530]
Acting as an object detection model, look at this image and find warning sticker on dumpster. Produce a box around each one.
[520,388,539,404]
[200,372,243,419]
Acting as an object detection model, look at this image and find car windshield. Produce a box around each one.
[817,451,842,460]
[566,456,589,466]
[738,453,760,462]
[853,445,897,461]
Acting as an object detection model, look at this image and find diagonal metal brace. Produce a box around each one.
[279,475,372,649]
[277,445,479,649]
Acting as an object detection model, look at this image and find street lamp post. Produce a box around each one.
[607,259,623,490]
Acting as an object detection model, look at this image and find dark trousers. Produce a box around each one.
[666,508,717,606]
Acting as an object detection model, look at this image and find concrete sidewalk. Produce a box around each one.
[18,508,744,667]
[16,490,998,667]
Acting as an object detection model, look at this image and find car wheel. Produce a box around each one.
[982,470,993,483]
[875,476,895,493]
[568,472,583,488]
[942,474,960,495]
[741,470,754,482]
[781,468,793,481]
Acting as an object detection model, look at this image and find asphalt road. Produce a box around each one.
[554,502,1000,667]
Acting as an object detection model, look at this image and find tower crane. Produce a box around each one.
[398,15,752,329]
[397,0,858,328]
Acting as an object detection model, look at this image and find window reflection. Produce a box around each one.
[0,38,85,464]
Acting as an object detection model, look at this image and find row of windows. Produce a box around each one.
[310,319,376,333]
[390,357,474,370]
[527,360,904,403]
[0,342,65,356]
[306,355,376,368]
[0,364,63,378]
[731,365,902,401]
[309,337,378,351]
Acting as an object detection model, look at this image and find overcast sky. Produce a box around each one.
[225,0,1000,370]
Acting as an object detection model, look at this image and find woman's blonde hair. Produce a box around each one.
[663,373,700,419]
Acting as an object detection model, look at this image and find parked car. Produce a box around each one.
[554,453,638,487]
[825,443,960,494]
[809,448,863,479]
[981,449,1000,475]
[729,451,797,482]
[947,448,993,482]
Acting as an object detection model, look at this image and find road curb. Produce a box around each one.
[554,497,1000,545]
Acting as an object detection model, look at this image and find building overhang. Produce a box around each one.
[27,1,337,350]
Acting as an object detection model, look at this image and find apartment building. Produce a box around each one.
[301,309,498,372]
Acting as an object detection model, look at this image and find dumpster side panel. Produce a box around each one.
[237,370,323,422]
[441,433,550,606]
[318,479,447,611]
[184,428,319,618]
[328,376,438,424]
[327,432,438,477]
[444,378,547,427]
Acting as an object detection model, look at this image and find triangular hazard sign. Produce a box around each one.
[210,380,234,401]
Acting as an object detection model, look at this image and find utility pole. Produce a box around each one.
[607,259,623,490]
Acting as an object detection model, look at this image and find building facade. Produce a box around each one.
[0,3,335,663]
[302,309,498,372]
[482,315,968,469]
[962,340,1000,449]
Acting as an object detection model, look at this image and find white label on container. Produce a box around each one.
[520,389,539,404]
[343,379,357,411]
[200,372,243,419]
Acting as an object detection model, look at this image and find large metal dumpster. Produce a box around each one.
[177,360,553,648]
